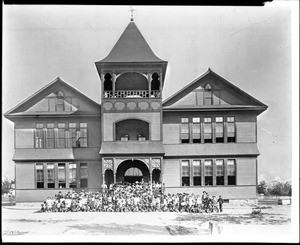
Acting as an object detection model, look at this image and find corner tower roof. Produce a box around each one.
[96,21,166,63]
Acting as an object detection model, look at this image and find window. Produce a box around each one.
[227,117,236,142]
[47,163,55,188]
[204,117,212,143]
[215,117,224,143]
[36,163,44,188]
[181,118,189,143]
[46,123,55,148]
[227,159,236,185]
[216,159,224,185]
[193,160,201,186]
[68,123,77,147]
[138,134,146,141]
[69,163,77,188]
[57,163,66,188]
[35,123,44,148]
[78,123,87,147]
[204,160,213,186]
[80,163,88,188]
[204,84,213,105]
[181,160,190,186]
[57,123,66,148]
[192,118,201,143]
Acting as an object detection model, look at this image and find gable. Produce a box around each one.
[4,78,100,117]
[163,69,267,109]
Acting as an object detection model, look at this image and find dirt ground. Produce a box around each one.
[1,203,294,242]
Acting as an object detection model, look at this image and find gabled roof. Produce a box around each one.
[4,77,100,118]
[162,68,268,111]
[96,21,166,63]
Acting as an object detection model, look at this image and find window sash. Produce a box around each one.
[204,124,212,139]
[181,118,189,123]
[80,163,88,178]
[193,160,201,176]
[215,123,224,137]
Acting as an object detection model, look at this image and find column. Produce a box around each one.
[190,159,193,186]
[149,158,152,183]
[147,73,151,98]
[100,73,105,97]
[65,162,70,188]
[224,159,228,186]
[201,159,205,186]
[102,174,105,192]
[224,122,228,143]
[114,174,116,184]
[212,159,216,186]
[112,73,116,98]
[212,122,216,143]
[159,71,163,98]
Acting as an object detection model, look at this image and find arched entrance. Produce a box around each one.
[116,160,150,183]
[152,168,161,183]
[104,169,114,188]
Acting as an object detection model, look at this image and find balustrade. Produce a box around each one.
[103,90,160,98]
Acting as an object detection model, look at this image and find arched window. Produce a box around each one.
[151,72,160,92]
[115,119,149,141]
[104,73,113,91]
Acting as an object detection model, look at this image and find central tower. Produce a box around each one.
[95,20,167,186]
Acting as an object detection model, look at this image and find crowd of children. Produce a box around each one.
[40,182,224,213]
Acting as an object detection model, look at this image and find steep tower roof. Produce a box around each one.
[97,21,166,63]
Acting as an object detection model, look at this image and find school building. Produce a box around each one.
[4,20,267,202]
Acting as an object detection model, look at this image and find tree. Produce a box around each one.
[257,180,267,195]
[1,178,15,195]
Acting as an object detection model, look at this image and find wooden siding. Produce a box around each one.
[236,158,257,185]
[103,112,161,141]
[15,163,35,189]
[163,159,180,187]
[87,161,102,189]
[236,122,256,142]
[15,129,34,148]
[163,124,180,144]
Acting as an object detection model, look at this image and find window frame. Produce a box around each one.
[180,118,190,144]
[181,160,190,186]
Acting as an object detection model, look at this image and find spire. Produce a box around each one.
[96,21,166,63]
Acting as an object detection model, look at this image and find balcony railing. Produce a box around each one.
[103,90,160,98]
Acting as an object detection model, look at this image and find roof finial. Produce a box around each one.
[129,6,136,22]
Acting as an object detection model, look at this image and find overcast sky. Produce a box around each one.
[2,4,298,182]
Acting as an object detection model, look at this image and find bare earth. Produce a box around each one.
[2,203,292,242]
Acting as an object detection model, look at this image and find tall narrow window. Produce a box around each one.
[46,123,55,148]
[36,163,44,188]
[80,163,88,188]
[58,163,66,188]
[181,118,190,143]
[192,117,201,143]
[204,160,213,186]
[79,123,87,147]
[193,160,201,186]
[215,117,224,143]
[47,163,55,188]
[227,159,236,185]
[227,117,236,142]
[204,117,212,143]
[57,123,66,148]
[35,123,44,148]
[69,163,77,188]
[181,160,190,186]
[216,159,224,185]
[68,123,77,147]
[204,84,213,105]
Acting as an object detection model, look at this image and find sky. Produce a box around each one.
[2,3,299,183]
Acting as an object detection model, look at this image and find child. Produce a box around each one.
[217,195,224,213]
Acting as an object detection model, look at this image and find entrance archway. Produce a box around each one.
[116,160,150,183]
[152,168,161,183]
[104,169,114,188]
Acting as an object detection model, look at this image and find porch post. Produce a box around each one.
[112,72,116,97]
[148,73,151,98]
